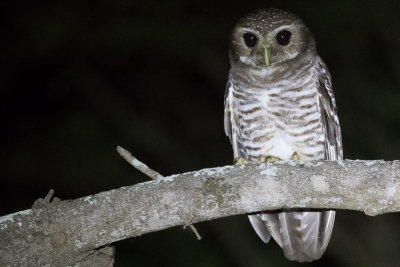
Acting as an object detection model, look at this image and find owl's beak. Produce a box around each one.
[263,47,270,66]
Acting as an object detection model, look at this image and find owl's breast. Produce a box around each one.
[236,81,325,161]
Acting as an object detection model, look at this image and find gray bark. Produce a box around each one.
[1,160,400,266]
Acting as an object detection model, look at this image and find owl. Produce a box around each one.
[224,9,343,262]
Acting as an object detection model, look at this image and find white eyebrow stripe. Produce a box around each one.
[240,24,296,37]
[271,24,296,34]
[239,27,261,35]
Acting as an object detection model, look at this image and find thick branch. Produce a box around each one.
[1,160,400,265]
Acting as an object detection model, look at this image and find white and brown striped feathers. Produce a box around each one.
[224,9,342,262]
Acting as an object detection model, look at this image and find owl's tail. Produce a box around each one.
[248,210,335,262]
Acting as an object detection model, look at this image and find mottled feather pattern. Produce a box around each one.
[225,9,342,262]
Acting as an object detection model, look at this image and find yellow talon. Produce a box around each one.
[259,155,281,163]
[291,152,300,161]
[234,158,249,165]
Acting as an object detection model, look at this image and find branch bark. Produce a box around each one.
[1,160,400,266]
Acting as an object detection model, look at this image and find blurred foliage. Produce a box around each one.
[1,0,400,266]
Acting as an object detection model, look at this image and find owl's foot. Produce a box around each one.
[234,157,249,165]
[290,152,300,161]
[259,155,281,163]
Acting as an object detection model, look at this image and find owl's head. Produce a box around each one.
[230,9,316,67]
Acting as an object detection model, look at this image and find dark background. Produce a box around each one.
[1,0,400,266]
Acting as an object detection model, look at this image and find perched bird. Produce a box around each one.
[224,9,343,262]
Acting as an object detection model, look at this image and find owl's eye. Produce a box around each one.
[243,33,258,47]
[276,30,291,46]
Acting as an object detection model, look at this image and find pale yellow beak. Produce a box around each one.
[263,47,270,66]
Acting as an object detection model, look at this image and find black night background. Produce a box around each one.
[1,1,400,266]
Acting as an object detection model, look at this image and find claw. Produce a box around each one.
[291,152,300,161]
[259,155,281,163]
[234,158,249,165]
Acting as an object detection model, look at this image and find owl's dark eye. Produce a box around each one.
[276,30,291,46]
[243,33,258,47]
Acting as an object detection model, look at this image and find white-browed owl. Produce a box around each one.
[224,9,343,262]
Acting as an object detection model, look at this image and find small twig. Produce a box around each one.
[189,225,202,240]
[44,189,54,203]
[183,224,202,240]
[117,145,201,240]
[116,146,163,180]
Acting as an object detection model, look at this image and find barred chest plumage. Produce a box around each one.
[228,59,325,161]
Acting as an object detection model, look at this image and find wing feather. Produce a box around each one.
[224,81,245,158]
[315,56,343,161]
[224,81,233,142]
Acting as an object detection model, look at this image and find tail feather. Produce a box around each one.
[261,213,282,247]
[249,211,335,262]
[279,212,304,261]
[248,214,271,243]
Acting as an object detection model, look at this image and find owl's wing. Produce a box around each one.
[315,56,343,161]
[224,81,244,158]
[224,81,233,142]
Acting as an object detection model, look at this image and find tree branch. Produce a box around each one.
[1,159,400,266]
[116,146,201,240]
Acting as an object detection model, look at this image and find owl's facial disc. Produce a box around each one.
[237,29,275,67]
[235,27,295,67]
[231,9,316,68]
[234,25,306,67]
